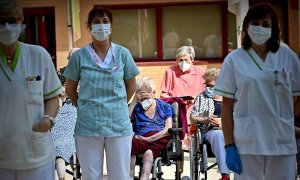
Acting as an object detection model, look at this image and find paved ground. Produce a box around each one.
[56,152,235,180]
[56,152,300,180]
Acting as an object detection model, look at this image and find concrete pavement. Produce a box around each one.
[56,152,234,180]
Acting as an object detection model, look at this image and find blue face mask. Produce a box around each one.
[205,87,215,98]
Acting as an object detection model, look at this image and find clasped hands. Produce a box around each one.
[205,115,221,128]
[134,135,153,143]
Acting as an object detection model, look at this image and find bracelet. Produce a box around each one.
[43,114,56,128]
[224,144,235,148]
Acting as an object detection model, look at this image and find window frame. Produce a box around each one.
[97,1,229,64]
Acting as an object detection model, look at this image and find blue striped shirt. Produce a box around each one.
[64,43,140,137]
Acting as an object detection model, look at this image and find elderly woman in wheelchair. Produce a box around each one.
[128,77,173,180]
[190,68,230,180]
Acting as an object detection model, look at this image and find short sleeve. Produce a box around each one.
[64,51,80,81]
[160,69,171,93]
[164,103,173,118]
[215,55,236,99]
[190,94,201,116]
[42,49,63,99]
[122,48,140,80]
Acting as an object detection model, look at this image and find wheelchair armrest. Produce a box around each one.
[168,128,183,133]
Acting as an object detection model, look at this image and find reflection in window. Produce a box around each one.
[111,9,156,59]
[227,11,237,53]
[162,5,222,59]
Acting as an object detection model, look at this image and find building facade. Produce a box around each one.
[20,0,300,92]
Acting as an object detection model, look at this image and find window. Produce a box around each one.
[107,3,233,62]
[112,9,157,59]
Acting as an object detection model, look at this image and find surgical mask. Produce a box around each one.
[91,24,111,41]
[248,25,272,45]
[179,61,191,73]
[140,99,153,110]
[0,23,21,45]
[205,87,216,98]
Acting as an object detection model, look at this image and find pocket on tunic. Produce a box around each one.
[26,81,43,105]
[233,117,254,145]
[276,117,294,144]
[275,71,291,94]
[32,131,49,157]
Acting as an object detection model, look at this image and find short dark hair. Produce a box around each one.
[87,7,113,25]
[242,3,280,52]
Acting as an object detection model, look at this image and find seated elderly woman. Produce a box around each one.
[190,68,230,180]
[128,77,173,180]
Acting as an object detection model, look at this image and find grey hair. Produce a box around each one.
[176,46,195,60]
[202,68,220,82]
[0,0,23,17]
[136,77,156,92]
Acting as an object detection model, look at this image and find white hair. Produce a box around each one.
[136,77,156,92]
[176,46,195,60]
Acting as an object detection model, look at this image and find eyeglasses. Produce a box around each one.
[0,17,22,28]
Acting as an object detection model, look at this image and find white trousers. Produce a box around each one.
[205,130,230,174]
[75,135,132,180]
[235,154,296,180]
[0,160,55,180]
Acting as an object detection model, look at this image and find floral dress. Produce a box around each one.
[51,100,77,163]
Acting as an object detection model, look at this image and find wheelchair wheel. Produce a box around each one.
[202,144,207,180]
[71,153,81,180]
[200,144,208,180]
[189,135,200,180]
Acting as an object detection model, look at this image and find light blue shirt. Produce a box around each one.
[64,43,140,137]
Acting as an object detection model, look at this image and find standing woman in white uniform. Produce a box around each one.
[64,7,140,180]
[215,3,300,180]
[0,0,63,180]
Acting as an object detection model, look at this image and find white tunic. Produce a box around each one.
[215,46,300,155]
[0,42,62,169]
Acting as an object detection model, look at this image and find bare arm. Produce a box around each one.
[135,117,173,143]
[32,96,60,132]
[295,126,300,138]
[128,94,138,118]
[221,97,235,145]
[65,79,79,106]
[125,77,137,103]
[160,91,170,98]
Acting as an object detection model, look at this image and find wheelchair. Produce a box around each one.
[65,153,82,180]
[135,100,185,180]
[189,124,218,180]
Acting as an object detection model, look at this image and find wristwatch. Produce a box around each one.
[43,114,56,128]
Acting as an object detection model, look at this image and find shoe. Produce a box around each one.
[219,174,230,180]
[182,137,190,152]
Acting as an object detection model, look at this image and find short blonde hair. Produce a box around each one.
[136,77,156,92]
[202,68,220,82]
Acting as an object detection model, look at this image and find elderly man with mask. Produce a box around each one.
[0,0,62,179]
[160,46,205,150]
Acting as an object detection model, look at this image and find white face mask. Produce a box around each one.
[179,61,191,73]
[248,25,272,45]
[140,99,153,110]
[0,23,21,45]
[91,24,111,41]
